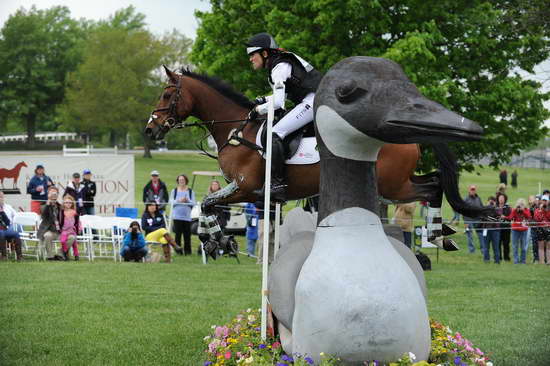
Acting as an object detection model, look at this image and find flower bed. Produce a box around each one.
[203,309,492,366]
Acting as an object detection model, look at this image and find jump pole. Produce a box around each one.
[260,89,275,340]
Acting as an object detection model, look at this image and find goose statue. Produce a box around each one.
[268,56,483,364]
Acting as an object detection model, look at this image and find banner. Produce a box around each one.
[0,155,134,215]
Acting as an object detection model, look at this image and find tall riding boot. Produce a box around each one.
[162,244,172,263]
[0,237,7,261]
[14,238,23,261]
[253,133,287,202]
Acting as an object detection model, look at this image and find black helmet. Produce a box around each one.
[246,32,278,55]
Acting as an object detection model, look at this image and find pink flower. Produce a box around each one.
[272,341,281,349]
[208,339,221,353]
[214,326,230,339]
[465,344,474,353]
[224,351,231,359]
[475,348,484,355]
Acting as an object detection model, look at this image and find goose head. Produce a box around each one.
[314,56,483,160]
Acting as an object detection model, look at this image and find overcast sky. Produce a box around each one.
[0,0,212,39]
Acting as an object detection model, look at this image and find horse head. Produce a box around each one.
[145,66,194,140]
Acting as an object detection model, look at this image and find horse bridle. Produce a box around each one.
[150,77,186,131]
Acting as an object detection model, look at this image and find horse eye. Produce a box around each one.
[163,92,171,100]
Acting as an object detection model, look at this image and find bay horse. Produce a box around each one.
[0,161,27,189]
[145,66,491,224]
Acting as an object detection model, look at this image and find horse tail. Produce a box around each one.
[432,143,496,218]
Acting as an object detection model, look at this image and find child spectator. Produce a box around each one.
[26,164,54,214]
[245,202,258,257]
[120,221,148,262]
[142,203,183,262]
[170,174,195,255]
[60,195,81,261]
[503,198,531,264]
[64,172,86,215]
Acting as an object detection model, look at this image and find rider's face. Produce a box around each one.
[249,51,264,70]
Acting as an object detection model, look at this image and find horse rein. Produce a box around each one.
[150,76,264,131]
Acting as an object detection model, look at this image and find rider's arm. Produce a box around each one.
[255,62,291,115]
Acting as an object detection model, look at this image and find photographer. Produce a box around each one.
[37,186,64,261]
[503,198,531,264]
[120,221,148,262]
[533,198,550,264]
[482,197,501,264]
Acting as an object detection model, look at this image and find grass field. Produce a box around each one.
[1,152,550,365]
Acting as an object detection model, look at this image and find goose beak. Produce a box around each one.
[374,97,483,144]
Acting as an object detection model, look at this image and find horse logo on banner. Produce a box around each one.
[0,161,28,194]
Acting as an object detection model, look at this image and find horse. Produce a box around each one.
[145,66,491,225]
[0,161,27,189]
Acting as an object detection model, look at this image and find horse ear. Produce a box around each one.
[163,65,177,83]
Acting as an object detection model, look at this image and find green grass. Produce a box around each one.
[1,153,550,365]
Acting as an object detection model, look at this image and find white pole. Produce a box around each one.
[261,92,275,340]
[274,202,281,258]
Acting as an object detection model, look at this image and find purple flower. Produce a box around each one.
[304,356,314,364]
[204,362,213,366]
[281,355,294,362]
[454,356,461,365]
[255,327,261,331]
[259,344,266,349]
[276,363,288,366]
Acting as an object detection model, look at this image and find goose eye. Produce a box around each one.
[335,80,367,103]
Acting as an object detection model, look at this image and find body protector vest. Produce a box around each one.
[267,52,323,105]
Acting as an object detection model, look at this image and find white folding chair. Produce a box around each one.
[82,215,117,262]
[12,212,41,261]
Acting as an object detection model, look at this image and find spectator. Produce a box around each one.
[528,195,539,262]
[482,197,500,264]
[143,170,169,213]
[196,180,230,255]
[542,189,550,201]
[0,191,22,261]
[511,170,518,189]
[81,169,97,215]
[533,198,549,264]
[463,185,484,254]
[393,202,416,249]
[496,193,511,261]
[245,202,259,257]
[170,174,195,255]
[499,169,507,185]
[448,210,461,226]
[496,183,507,197]
[503,198,531,264]
[37,186,64,261]
[26,164,54,214]
[120,221,148,262]
[141,203,183,262]
[64,172,86,215]
[59,195,81,261]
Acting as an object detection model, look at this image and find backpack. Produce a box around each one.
[172,188,193,201]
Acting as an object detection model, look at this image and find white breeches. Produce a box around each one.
[272,93,315,139]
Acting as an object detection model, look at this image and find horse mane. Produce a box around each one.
[179,68,255,110]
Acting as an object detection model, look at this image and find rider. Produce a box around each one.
[246,32,323,202]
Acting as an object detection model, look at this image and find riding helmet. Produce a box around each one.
[246,32,279,55]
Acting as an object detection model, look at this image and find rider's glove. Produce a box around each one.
[253,96,267,105]
[248,107,259,121]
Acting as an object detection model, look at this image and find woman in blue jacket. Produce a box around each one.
[120,221,148,262]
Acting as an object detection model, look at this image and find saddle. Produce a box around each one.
[260,119,316,159]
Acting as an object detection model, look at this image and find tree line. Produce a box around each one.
[0,5,196,157]
[1,1,549,168]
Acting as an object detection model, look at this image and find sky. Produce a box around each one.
[0,0,212,39]
[0,0,548,127]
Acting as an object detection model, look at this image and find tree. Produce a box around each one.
[0,6,85,147]
[191,0,550,171]
[58,7,192,158]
